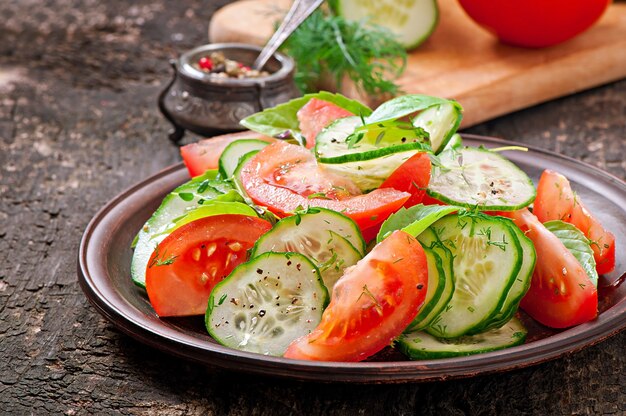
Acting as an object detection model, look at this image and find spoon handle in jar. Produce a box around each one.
[252,0,324,71]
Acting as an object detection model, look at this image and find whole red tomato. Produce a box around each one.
[458,0,611,48]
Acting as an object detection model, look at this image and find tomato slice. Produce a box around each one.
[283,230,428,361]
[534,169,615,274]
[379,151,431,208]
[502,208,597,328]
[180,131,274,177]
[239,141,411,230]
[145,214,272,317]
[297,98,354,149]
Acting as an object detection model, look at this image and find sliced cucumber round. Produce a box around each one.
[408,246,446,330]
[218,139,270,179]
[130,173,236,288]
[412,102,462,153]
[442,133,463,153]
[427,147,536,211]
[397,317,527,359]
[332,0,439,50]
[206,252,328,356]
[420,213,522,338]
[250,208,364,290]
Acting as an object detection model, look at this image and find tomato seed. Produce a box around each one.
[200,272,209,284]
[227,241,243,252]
[192,248,201,261]
[206,242,217,257]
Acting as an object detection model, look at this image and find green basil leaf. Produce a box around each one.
[544,220,598,287]
[239,91,372,137]
[365,94,460,125]
[377,204,458,243]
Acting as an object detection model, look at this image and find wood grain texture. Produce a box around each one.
[0,0,624,414]
[209,0,626,127]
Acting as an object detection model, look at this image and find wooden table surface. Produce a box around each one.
[1,1,624,414]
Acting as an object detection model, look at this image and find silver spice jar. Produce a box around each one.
[158,43,300,144]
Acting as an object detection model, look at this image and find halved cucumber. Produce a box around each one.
[320,148,425,192]
[250,208,364,290]
[412,102,463,153]
[397,317,527,359]
[411,227,455,331]
[315,116,429,164]
[420,213,522,338]
[483,222,536,330]
[332,0,439,50]
[130,172,237,288]
[218,139,270,179]
[408,246,446,330]
[427,147,536,211]
[206,252,328,356]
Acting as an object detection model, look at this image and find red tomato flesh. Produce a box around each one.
[180,131,274,177]
[534,169,615,274]
[239,141,411,230]
[502,208,597,328]
[283,230,429,362]
[297,98,354,149]
[145,214,272,317]
[379,151,431,208]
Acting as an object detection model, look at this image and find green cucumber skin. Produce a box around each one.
[427,147,536,211]
[422,214,523,338]
[397,317,527,360]
[315,117,429,164]
[218,139,269,179]
[408,246,446,330]
[482,222,536,330]
[411,227,455,331]
[412,102,463,153]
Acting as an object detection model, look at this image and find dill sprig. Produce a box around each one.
[281,10,407,98]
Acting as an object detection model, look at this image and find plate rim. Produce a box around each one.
[77,134,626,383]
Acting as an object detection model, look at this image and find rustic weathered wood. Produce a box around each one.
[0,0,624,414]
[210,0,626,127]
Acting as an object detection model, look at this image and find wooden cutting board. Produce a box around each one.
[209,0,626,127]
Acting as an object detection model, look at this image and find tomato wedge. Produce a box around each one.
[180,131,274,177]
[534,169,615,274]
[297,98,354,149]
[239,141,411,230]
[283,230,428,361]
[145,214,272,317]
[379,151,431,208]
[502,208,597,328]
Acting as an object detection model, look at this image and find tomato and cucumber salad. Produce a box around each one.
[131,92,619,362]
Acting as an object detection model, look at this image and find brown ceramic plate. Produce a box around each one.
[77,135,626,383]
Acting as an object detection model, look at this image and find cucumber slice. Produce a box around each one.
[315,116,429,164]
[250,208,364,289]
[218,139,270,179]
[420,213,522,338]
[483,222,535,330]
[412,102,462,153]
[427,147,536,211]
[130,173,236,288]
[442,133,463,152]
[397,317,527,359]
[408,246,446,330]
[332,0,439,50]
[412,227,455,331]
[206,252,328,356]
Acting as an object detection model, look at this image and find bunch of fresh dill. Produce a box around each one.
[281,10,407,98]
